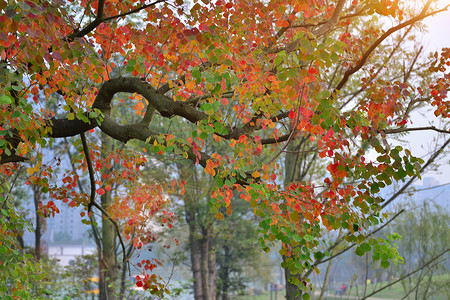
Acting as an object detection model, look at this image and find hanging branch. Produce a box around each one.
[80,132,128,262]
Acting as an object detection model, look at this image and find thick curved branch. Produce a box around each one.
[92,77,208,122]
[223,111,291,140]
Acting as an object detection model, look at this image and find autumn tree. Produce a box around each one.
[1,0,450,299]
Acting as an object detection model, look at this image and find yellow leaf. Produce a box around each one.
[252,171,260,178]
[26,167,35,175]
[214,213,224,220]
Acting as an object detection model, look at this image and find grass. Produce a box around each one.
[234,274,449,300]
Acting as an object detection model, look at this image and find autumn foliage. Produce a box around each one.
[1,0,450,298]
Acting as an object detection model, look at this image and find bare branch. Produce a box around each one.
[81,132,97,213]
[333,1,447,92]
[383,126,450,135]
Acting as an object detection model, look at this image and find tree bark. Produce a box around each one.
[190,225,203,300]
[318,256,334,300]
[32,184,43,261]
[185,195,203,300]
[284,141,304,300]
[99,133,117,300]
[221,245,230,300]
[99,189,117,300]
[208,235,217,300]
[284,266,302,300]
[200,227,211,300]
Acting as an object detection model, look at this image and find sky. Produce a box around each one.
[404,1,450,185]
[421,1,450,52]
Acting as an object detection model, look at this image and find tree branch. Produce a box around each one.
[80,132,97,212]
[67,0,165,40]
[333,1,447,92]
[383,126,450,135]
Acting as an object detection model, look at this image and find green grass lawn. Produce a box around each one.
[235,275,449,300]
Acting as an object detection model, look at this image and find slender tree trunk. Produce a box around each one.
[200,227,211,300]
[190,230,203,300]
[119,243,134,300]
[221,245,230,300]
[284,266,302,300]
[99,189,117,300]
[318,257,334,300]
[186,202,203,300]
[32,184,43,260]
[119,260,127,300]
[208,235,217,300]
[284,141,303,300]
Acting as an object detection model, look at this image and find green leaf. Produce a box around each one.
[201,103,212,111]
[355,248,364,256]
[314,251,324,260]
[371,182,380,193]
[302,292,311,300]
[380,260,390,268]
[0,95,12,105]
[292,234,302,242]
[11,111,20,119]
[192,68,201,79]
[359,242,371,253]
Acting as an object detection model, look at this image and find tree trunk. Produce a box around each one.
[99,190,117,300]
[284,266,302,300]
[284,141,307,300]
[200,227,211,300]
[190,230,203,300]
[208,235,217,300]
[182,164,217,300]
[318,257,334,300]
[186,203,203,300]
[32,184,43,260]
[221,245,230,300]
[119,260,127,300]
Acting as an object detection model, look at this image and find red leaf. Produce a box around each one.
[289,109,295,119]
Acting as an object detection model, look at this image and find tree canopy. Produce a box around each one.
[1,0,450,298]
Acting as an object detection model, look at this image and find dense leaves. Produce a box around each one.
[1,0,450,297]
